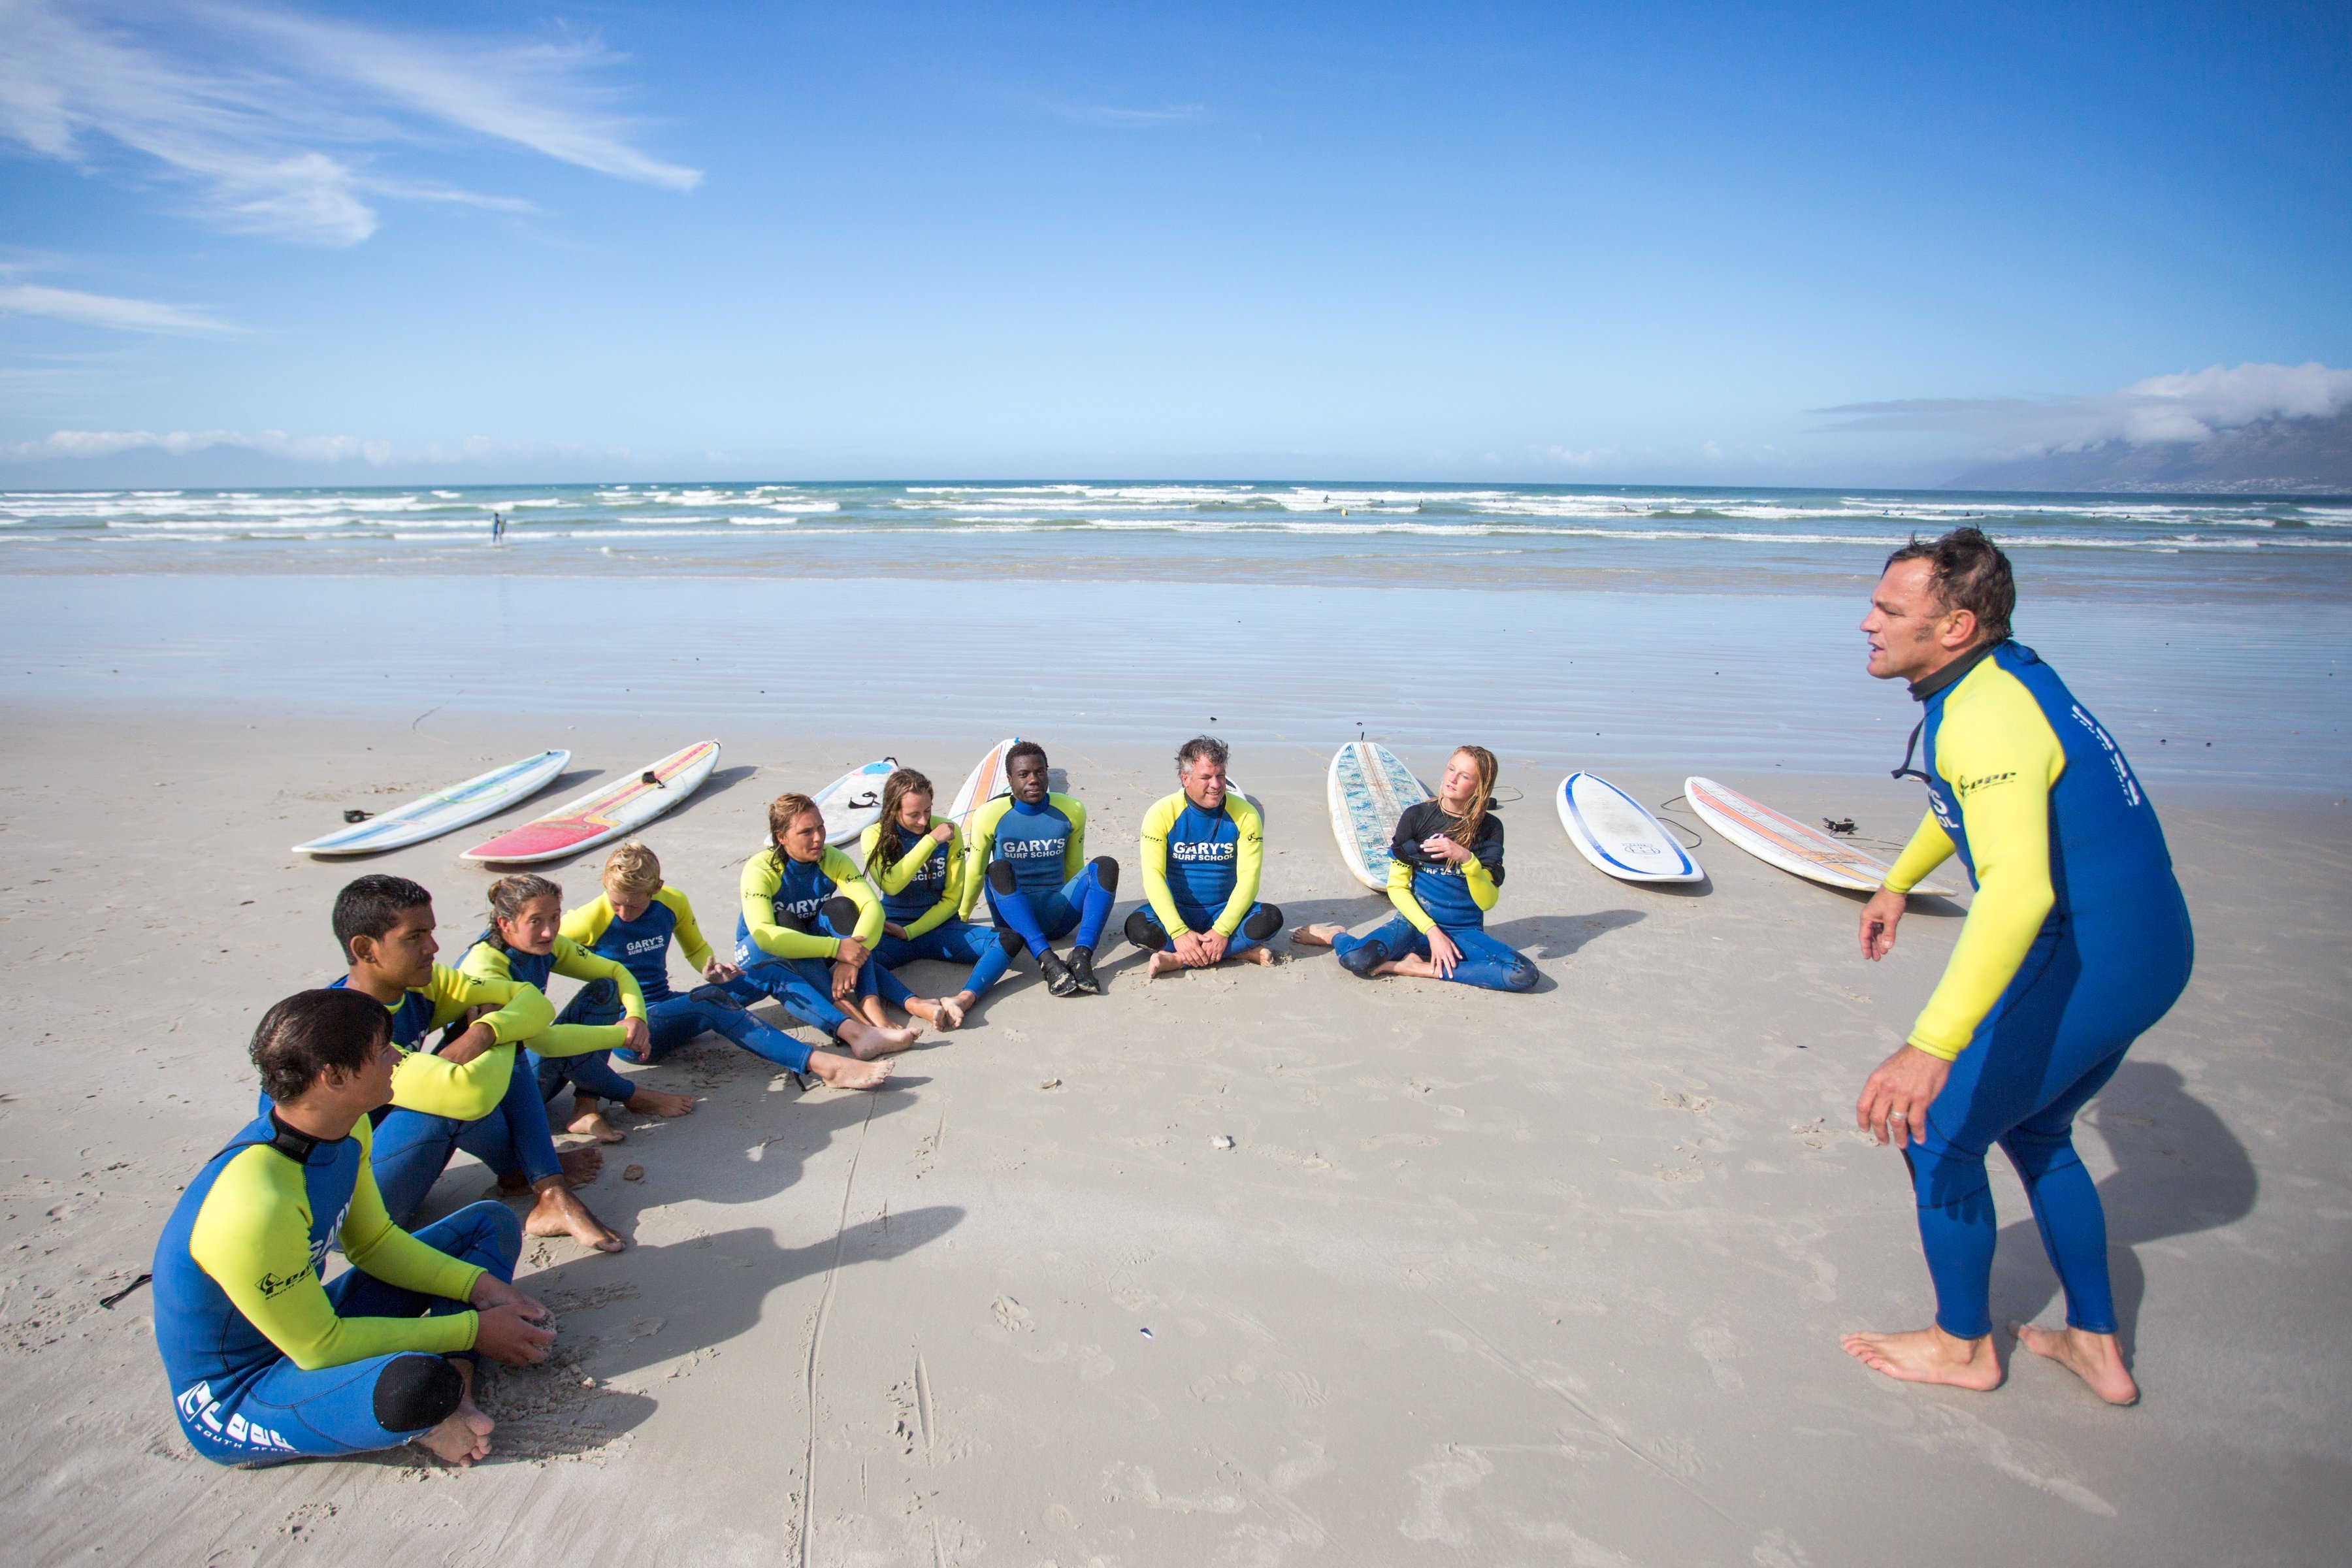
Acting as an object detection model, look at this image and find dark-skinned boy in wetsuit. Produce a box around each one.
[963,741,1120,998]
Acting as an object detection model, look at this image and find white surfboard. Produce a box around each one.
[948,738,1021,922]
[462,742,721,864]
[1328,742,1431,890]
[813,757,896,846]
[1684,776,1954,896]
[292,750,571,856]
[1556,772,1702,883]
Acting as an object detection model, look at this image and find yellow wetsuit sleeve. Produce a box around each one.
[1139,793,1190,936]
[1056,793,1089,885]
[1906,668,2066,1060]
[1213,796,1266,936]
[188,1146,478,1371]
[1883,809,1957,894]
[386,965,544,1120]
[897,819,960,941]
[739,851,840,960]
[337,1120,488,1305]
[821,847,886,945]
[457,940,622,1058]
[552,935,645,1019]
[559,896,614,950]
[960,797,1013,919]
[657,887,715,972]
[1460,853,1500,913]
[1386,857,1437,934]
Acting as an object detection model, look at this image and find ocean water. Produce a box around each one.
[4,481,2349,598]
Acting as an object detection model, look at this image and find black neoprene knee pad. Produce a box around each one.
[997,925,1026,957]
[1505,960,1540,994]
[819,896,861,937]
[1089,856,1119,893]
[1123,909,1167,951]
[374,1353,462,1434]
[1243,904,1284,941]
[987,858,1019,895]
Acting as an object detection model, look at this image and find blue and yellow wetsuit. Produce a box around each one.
[733,847,888,1037]
[860,816,1016,1002]
[1333,800,1536,992]
[555,888,818,1074]
[312,968,561,1225]
[1880,640,2193,1341]
[964,791,1118,955]
[1126,790,1284,958]
[460,932,647,1110]
[152,1110,521,1465]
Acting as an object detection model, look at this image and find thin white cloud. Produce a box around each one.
[1019,95,1209,127]
[7,427,390,462]
[0,0,698,246]
[1820,361,2352,455]
[0,281,235,334]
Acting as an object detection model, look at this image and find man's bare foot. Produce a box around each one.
[1840,1325,2003,1391]
[806,1049,894,1088]
[414,1401,495,1465]
[2010,1321,2138,1405]
[903,996,957,1030]
[1292,924,1343,949]
[557,1147,603,1184]
[625,1087,694,1119]
[1239,945,1275,966]
[566,1103,626,1143]
[839,1019,919,1060]
[1145,950,1185,980]
[523,1181,624,1252]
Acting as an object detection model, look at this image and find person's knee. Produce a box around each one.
[1088,856,1119,894]
[1337,938,1387,979]
[373,1354,463,1435]
[1243,904,1284,941]
[819,895,862,936]
[1997,1124,2082,1179]
[987,858,1019,896]
[1124,909,1168,951]
[1501,956,1539,993]
[997,925,1027,957]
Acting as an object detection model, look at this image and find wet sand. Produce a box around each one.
[1,708,2346,1566]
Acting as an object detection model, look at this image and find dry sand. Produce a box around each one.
[2,712,2346,1566]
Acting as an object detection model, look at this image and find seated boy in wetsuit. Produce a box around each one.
[962,741,1120,998]
[1126,735,1284,977]
[323,875,622,1254]
[154,988,554,1467]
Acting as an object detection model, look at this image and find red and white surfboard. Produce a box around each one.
[1684,776,1954,896]
[463,741,721,864]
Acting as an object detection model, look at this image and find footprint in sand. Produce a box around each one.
[990,1296,1034,1331]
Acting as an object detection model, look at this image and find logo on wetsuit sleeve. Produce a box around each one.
[177,1381,298,1452]
[256,1270,306,1298]
[1953,770,2017,798]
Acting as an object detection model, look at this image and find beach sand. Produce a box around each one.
[2,709,2346,1565]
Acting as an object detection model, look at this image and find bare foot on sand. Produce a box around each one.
[806,1049,894,1089]
[2011,1321,2139,1405]
[524,1180,624,1252]
[625,1086,694,1119]
[902,995,958,1031]
[1145,950,1185,980]
[566,1102,626,1143]
[557,1147,603,1184]
[414,1400,494,1465]
[1291,924,1343,948]
[1841,1325,2002,1391]
[1239,945,1275,966]
[840,1019,919,1060]
[927,995,966,1030]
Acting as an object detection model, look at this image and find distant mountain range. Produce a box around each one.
[1948,410,2352,495]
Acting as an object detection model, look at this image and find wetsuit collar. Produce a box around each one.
[263,1109,344,1164]
[1906,638,2005,704]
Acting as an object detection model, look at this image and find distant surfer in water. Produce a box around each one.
[1295,745,1537,992]
[1126,736,1283,978]
[1842,527,2193,1405]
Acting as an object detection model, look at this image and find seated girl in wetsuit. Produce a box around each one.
[734,791,939,1063]
[1294,745,1538,993]
[858,768,1017,1028]
[458,875,695,1145]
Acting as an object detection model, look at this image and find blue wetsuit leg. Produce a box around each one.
[1438,926,1539,992]
[985,884,1066,956]
[454,1051,564,1190]
[367,1109,465,1228]
[1168,900,1271,957]
[733,956,853,1037]
[184,1202,521,1465]
[1904,896,2194,1339]
[879,921,1013,1000]
[538,980,646,1101]
[1065,862,1115,950]
[1333,913,1419,968]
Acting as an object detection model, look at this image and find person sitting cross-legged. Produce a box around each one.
[1126,734,1284,979]
[963,741,1120,998]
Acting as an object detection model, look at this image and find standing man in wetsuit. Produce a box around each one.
[1841,527,2193,1405]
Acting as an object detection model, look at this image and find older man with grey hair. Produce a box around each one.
[1124,736,1284,978]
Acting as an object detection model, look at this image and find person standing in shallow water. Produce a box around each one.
[1842,527,2193,1405]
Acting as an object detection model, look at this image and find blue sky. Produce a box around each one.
[2,0,2346,483]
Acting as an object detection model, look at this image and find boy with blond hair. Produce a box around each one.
[557,841,887,1091]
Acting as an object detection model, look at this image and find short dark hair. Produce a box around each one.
[1005,740,1047,772]
[333,875,433,961]
[252,988,391,1104]
[1176,736,1228,772]
[1886,527,2014,643]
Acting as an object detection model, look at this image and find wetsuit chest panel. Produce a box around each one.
[327,976,434,1049]
[588,902,680,1001]
[995,798,1077,896]
[878,824,951,922]
[1164,802,1241,909]
[1393,801,1506,930]
[763,856,840,928]
[476,937,555,992]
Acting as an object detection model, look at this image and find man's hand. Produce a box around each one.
[1173,930,1212,968]
[830,961,858,1002]
[468,1272,550,1319]
[1425,927,1462,977]
[883,922,908,941]
[834,937,870,970]
[702,958,743,984]
[1855,1043,1951,1148]
[1198,930,1230,965]
[620,1017,651,1055]
[473,1302,556,1365]
[1860,888,1908,961]
[440,1020,498,1065]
